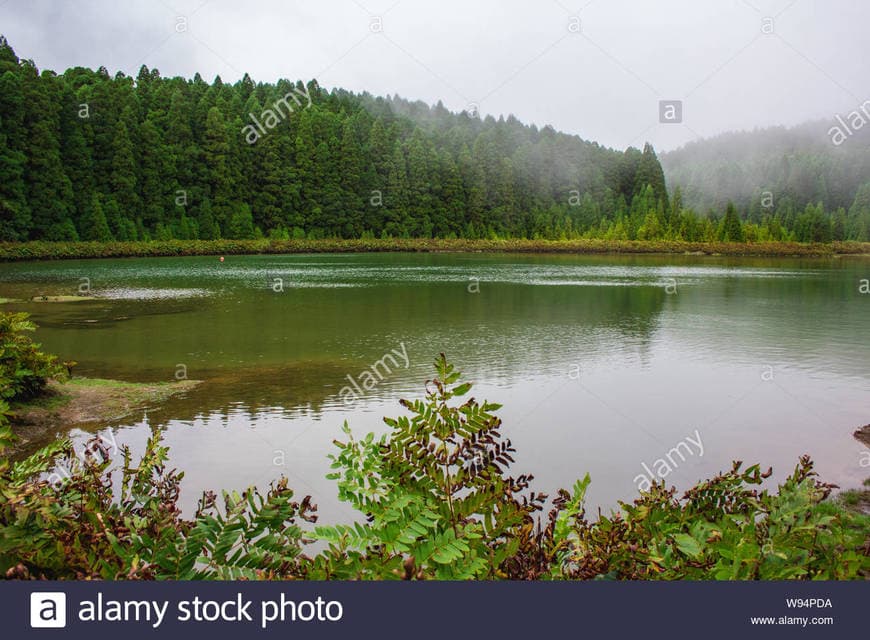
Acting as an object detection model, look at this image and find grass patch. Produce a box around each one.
[28,295,94,302]
[840,491,862,507]
[835,480,870,517]
[7,376,201,451]
[9,388,70,411]
[63,377,143,388]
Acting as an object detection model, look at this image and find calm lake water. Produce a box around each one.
[1,253,868,520]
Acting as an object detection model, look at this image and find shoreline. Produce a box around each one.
[8,377,200,455]
[8,372,870,520]
[1,238,869,262]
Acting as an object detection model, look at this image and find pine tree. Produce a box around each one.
[0,35,847,245]
[88,78,117,194]
[634,143,669,212]
[721,202,744,242]
[138,117,168,228]
[21,63,74,238]
[459,146,486,232]
[196,198,219,240]
[293,109,318,230]
[848,182,870,241]
[165,87,198,217]
[81,193,113,241]
[367,117,392,183]
[109,117,140,230]
[339,119,365,237]
[435,149,465,236]
[59,84,94,230]
[203,106,233,233]
[251,131,293,231]
[384,144,410,236]
[406,129,433,236]
[0,117,30,240]
[227,203,255,239]
[0,70,26,153]
[315,135,343,235]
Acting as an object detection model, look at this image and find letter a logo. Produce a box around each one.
[30,592,67,628]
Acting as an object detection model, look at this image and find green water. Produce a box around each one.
[1,253,868,519]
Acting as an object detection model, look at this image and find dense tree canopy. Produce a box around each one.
[0,36,673,243]
[0,37,865,243]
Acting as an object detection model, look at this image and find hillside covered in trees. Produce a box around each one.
[661,121,870,242]
[0,36,672,243]
[0,35,867,245]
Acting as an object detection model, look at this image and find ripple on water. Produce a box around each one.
[95,287,212,300]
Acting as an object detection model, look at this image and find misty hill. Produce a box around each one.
[0,36,670,243]
[661,120,870,222]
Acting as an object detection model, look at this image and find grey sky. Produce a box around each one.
[1,0,866,151]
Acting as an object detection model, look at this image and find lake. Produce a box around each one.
[1,253,868,521]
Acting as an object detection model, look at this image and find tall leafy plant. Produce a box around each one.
[312,354,546,579]
[0,427,315,579]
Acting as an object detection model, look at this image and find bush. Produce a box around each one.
[0,426,316,579]
[311,354,545,579]
[539,458,868,580]
[0,355,867,580]
[0,312,64,402]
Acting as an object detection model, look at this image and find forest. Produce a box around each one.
[1,35,868,245]
[662,121,870,242]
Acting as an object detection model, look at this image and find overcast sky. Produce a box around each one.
[1,0,866,151]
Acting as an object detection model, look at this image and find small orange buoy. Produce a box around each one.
[219,256,225,262]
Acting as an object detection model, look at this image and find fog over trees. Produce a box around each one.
[662,121,870,241]
[1,35,867,244]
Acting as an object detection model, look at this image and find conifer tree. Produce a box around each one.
[196,198,219,240]
[203,106,232,233]
[81,193,113,241]
[0,117,29,240]
[0,35,848,244]
[721,202,745,242]
[21,63,74,238]
[109,117,140,227]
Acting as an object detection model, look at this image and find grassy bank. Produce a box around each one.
[839,480,870,516]
[8,376,199,452]
[1,238,870,262]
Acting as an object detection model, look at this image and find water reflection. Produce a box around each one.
[1,253,867,519]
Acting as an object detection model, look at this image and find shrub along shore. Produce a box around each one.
[1,238,870,262]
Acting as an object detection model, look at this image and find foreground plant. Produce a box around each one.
[0,312,65,403]
[0,311,67,437]
[311,354,545,579]
[541,458,869,580]
[0,355,867,580]
[0,426,315,579]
